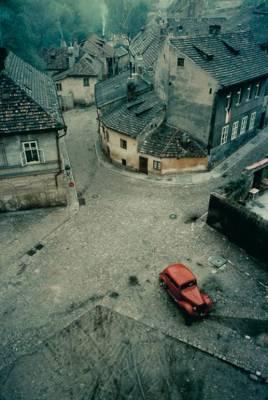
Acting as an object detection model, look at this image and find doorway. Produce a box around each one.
[139,156,148,174]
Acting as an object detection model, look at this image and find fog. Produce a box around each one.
[0,0,153,66]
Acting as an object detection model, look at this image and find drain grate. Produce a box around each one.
[35,243,44,251]
[27,249,36,256]
[78,197,86,206]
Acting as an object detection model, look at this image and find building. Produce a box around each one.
[53,54,99,110]
[0,48,67,211]
[80,34,118,79]
[155,31,268,166]
[41,45,77,77]
[95,71,208,175]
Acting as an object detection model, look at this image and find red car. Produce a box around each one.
[159,264,212,321]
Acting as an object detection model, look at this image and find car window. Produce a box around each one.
[167,275,179,288]
[181,280,196,290]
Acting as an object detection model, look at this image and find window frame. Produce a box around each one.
[83,77,90,87]
[120,138,127,150]
[225,92,232,110]
[22,140,40,164]
[56,83,62,91]
[231,121,239,140]
[177,57,185,67]
[153,160,161,171]
[255,82,261,98]
[249,112,257,131]
[221,125,229,145]
[236,88,242,106]
[240,115,248,135]
[246,85,252,101]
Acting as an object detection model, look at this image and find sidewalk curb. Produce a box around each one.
[95,140,220,186]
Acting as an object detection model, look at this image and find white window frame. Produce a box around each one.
[231,121,239,140]
[221,125,229,145]
[236,88,242,106]
[226,93,232,110]
[255,82,260,98]
[246,85,252,101]
[240,116,248,135]
[21,141,45,166]
[153,160,161,171]
[249,112,257,131]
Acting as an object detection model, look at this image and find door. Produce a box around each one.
[139,156,148,174]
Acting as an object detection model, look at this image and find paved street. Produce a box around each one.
[0,107,268,398]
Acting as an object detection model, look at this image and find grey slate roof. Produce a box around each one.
[41,47,69,72]
[0,51,64,135]
[170,31,268,86]
[54,55,98,81]
[95,71,150,109]
[130,27,164,71]
[81,34,115,59]
[101,91,164,138]
[138,125,207,158]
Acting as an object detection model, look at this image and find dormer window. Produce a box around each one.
[236,88,242,106]
[226,93,232,110]
[246,85,252,101]
[255,82,261,98]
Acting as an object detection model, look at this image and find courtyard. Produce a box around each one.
[0,107,268,399]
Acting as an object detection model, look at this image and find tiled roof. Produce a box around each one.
[167,17,227,36]
[138,125,207,158]
[95,71,150,108]
[101,91,164,138]
[41,48,69,71]
[170,31,268,86]
[54,55,98,81]
[81,34,115,59]
[130,27,164,71]
[0,51,64,135]
[115,46,129,58]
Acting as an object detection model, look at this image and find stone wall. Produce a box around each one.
[0,173,67,212]
[207,192,268,263]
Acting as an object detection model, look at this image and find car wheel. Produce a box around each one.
[159,280,167,289]
[183,312,193,326]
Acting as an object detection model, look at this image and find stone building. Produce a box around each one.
[95,71,208,175]
[155,31,268,166]
[0,49,67,211]
[53,54,99,110]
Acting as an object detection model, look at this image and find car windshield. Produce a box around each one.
[181,280,196,290]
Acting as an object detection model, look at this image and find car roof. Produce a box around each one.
[165,264,196,286]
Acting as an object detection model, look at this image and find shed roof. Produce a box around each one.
[0,50,64,135]
[170,31,268,86]
[101,91,164,138]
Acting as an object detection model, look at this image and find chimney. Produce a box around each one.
[0,48,8,72]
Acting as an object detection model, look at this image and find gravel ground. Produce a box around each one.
[0,107,267,399]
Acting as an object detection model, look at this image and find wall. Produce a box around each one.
[164,45,218,145]
[160,156,208,174]
[57,77,98,108]
[209,79,267,166]
[0,173,67,212]
[0,131,59,178]
[207,192,268,263]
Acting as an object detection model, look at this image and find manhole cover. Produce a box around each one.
[78,197,86,206]
[208,256,227,268]
[27,249,36,257]
[169,213,177,220]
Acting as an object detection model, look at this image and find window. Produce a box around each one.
[231,121,239,140]
[236,88,242,106]
[246,85,252,101]
[249,112,257,131]
[221,125,229,145]
[240,116,248,135]
[122,159,126,166]
[153,160,161,170]
[0,143,7,167]
[177,58,185,67]
[22,141,40,164]
[120,138,127,149]
[56,83,62,91]
[255,82,261,98]
[225,93,232,112]
[83,78,90,87]
[209,88,212,94]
